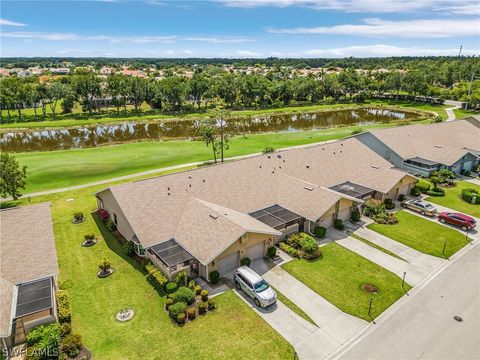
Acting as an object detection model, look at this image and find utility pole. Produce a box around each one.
[459,45,463,57]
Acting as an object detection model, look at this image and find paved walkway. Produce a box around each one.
[337,244,480,360]
[248,259,367,359]
[445,105,461,121]
[344,225,445,286]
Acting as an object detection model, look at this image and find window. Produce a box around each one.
[113,213,118,225]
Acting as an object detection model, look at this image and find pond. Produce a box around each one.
[0,108,421,152]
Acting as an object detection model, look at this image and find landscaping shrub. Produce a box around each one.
[461,169,471,177]
[56,290,71,324]
[96,208,110,222]
[240,257,251,267]
[176,313,186,325]
[286,233,303,248]
[187,307,196,320]
[363,199,384,217]
[73,211,84,222]
[461,188,480,204]
[84,233,95,241]
[194,285,202,295]
[410,187,421,197]
[168,302,187,319]
[300,236,318,254]
[60,323,71,338]
[265,246,276,259]
[60,333,82,358]
[398,194,406,202]
[334,219,345,230]
[373,211,398,225]
[188,279,196,290]
[208,299,216,310]
[350,210,361,222]
[175,271,188,287]
[165,298,174,310]
[209,270,220,284]
[173,287,195,305]
[201,289,209,302]
[383,198,395,210]
[426,190,445,197]
[98,258,111,273]
[165,282,178,294]
[145,263,168,290]
[351,128,363,135]
[124,240,135,257]
[263,146,275,154]
[415,179,431,193]
[105,219,117,232]
[26,324,61,359]
[198,301,208,315]
[314,226,327,237]
[279,242,299,258]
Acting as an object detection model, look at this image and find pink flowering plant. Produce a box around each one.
[96,209,110,223]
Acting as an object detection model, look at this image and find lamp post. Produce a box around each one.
[368,298,375,324]
[442,239,448,259]
[401,271,408,295]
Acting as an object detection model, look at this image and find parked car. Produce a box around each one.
[401,199,437,216]
[234,266,277,308]
[438,212,477,231]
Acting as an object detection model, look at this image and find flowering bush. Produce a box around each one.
[96,208,110,223]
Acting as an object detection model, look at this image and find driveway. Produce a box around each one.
[344,225,445,286]
[249,260,368,359]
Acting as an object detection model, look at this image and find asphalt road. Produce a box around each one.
[339,244,480,360]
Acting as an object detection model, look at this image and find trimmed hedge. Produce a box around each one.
[209,270,220,284]
[168,302,187,319]
[267,246,277,259]
[145,263,168,290]
[462,188,480,204]
[334,219,344,230]
[415,179,431,193]
[173,287,195,305]
[426,190,445,197]
[314,226,327,238]
[165,282,178,294]
[279,242,299,258]
[56,290,71,324]
[240,257,251,267]
[350,210,361,222]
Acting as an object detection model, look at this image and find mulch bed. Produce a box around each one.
[112,231,127,245]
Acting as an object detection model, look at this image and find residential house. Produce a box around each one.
[96,137,415,281]
[0,203,59,351]
[355,118,480,177]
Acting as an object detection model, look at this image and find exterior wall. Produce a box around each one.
[208,232,273,275]
[384,176,417,200]
[96,190,135,242]
[400,162,435,177]
[274,224,299,244]
[317,199,355,228]
[355,132,405,168]
[454,153,479,173]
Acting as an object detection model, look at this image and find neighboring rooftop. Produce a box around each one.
[0,203,59,285]
[368,119,480,165]
[329,181,375,199]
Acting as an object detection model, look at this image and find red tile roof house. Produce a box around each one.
[96,138,416,282]
[1,203,59,352]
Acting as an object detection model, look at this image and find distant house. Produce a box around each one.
[0,203,59,351]
[96,138,415,281]
[49,67,70,75]
[355,117,480,177]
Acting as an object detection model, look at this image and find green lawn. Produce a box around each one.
[453,108,480,119]
[2,183,293,360]
[427,180,480,218]
[281,243,410,321]
[271,286,316,326]
[0,100,441,130]
[15,121,430,194]
[350,233,405,261]
[368,211,470,258]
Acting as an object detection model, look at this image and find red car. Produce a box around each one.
[438,212,476,231]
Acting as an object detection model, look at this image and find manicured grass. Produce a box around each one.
[350,233,405,261]
[427,180,480,218]
[2,184,293,360]
[281,243,410,321]
[368,211,470,258]
[271,286,316,326]
[0,100,440,130]
[15,121,429,194]
[453,108,480,119]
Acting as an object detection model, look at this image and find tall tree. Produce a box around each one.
[0,153,27,200]
[197,118,219,164]
[72,72,101,116]
[209,108,233,163]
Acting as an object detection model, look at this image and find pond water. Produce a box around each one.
[0,108,419,152]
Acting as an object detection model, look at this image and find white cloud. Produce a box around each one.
[236,50,261,57]
[436,3,480,15]
[57,49,116,56]
[183,36,251,43]
[0,18,27,26]
[268,18,480,38]
[182,49,194,55]
[303,44,480,57]
[165,50,175,55]
[217,0,478,13]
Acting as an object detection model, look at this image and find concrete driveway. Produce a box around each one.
[344,226,445,286]
[249,260,368,359]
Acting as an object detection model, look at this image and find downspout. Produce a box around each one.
[2,337,10,360]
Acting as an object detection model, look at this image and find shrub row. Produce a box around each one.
[56,290,71,324]
[314,226,327,238]
[279,242,298,258]
[426,190,445,197]
[462,188,480,204]
[145,262,168,290]
[285,232,322,259]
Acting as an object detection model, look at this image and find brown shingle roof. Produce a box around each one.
[369,119,480,165]
[0,203,59,285]
[99,138,409,259]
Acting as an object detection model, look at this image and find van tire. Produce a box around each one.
[254,298,261,307]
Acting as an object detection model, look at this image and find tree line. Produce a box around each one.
[1,64,479,122]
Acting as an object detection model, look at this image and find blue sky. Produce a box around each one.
[1,0,479,58]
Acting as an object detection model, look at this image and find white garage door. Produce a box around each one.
[337,208,351,222]
[400,183,411,196]
[318,214,334,228]
[245,242,264,261]
[217,252,239,275]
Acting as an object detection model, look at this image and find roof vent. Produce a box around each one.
[188,175,192,179]
[340,143,344,146]
[167,187,170,190]
[209,214,218,220]
[304,186,314,191]
[203,179,205,183]
[259,165,262,168]
[306,165,310,168]
[189,184,192,188]
[371,165,380,169]
[168,192,170,196]
[434,145,443,148]
[267,155,271,159]
[333,152,336,155]
[277,154,282,158]
[283,159,286,163]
